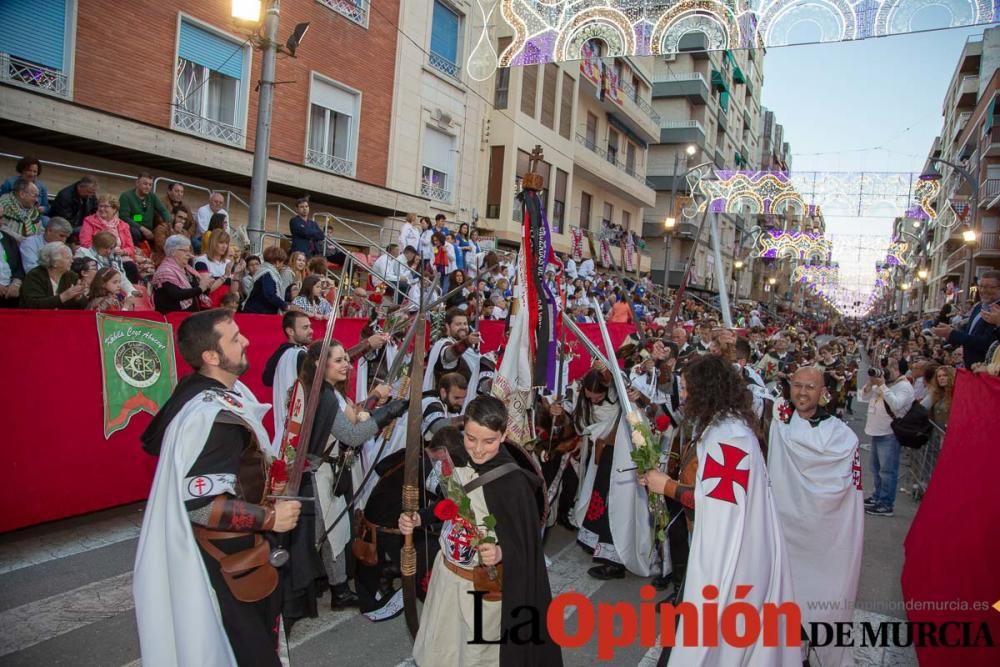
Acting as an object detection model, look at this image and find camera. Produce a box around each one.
[867,368,884,378]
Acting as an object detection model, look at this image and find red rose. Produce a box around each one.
[433,498,460,521]
[270,459,288,484]
[655,414,672,432]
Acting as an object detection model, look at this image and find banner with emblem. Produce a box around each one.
[570,226,584,261]
[97,314,177,438]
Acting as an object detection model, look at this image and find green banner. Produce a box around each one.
[97,314,177,438]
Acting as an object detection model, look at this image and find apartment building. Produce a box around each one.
[759,108,792,171]
[915,29,1000,312]
[473,33,657,266]
[644,34,765,301]
[0,0,427,247]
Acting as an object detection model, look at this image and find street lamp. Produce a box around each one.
[920,158,980,302]
[732,259,744,306]
[917,268,928,280]
[662,145,703,294]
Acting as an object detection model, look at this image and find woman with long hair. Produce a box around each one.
[418,216,434,269]
[87,267,134,311]
[292,274,333,319]
[445,269,468,309]
[925,364,956,429]
[288,250,308,284]
[281,340,406,629]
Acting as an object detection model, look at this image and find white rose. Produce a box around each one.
[626,411,641,426]
[631,430,645,448]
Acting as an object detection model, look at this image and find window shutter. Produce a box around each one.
[423,126,454,173]
[559,73,574,139]
[541,63,558,129]
[179,21,244,80]
[486,145,505,218]
[312,77,356,117]
[430,1,459,63]
[0,0,66,70]
[521,64,538,117]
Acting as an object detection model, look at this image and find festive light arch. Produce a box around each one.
[650,1,745,55]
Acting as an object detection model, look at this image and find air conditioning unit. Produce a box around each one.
[663,53,676,62]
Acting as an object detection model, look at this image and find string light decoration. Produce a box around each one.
[474,0,996,77]
[756,229,833,262]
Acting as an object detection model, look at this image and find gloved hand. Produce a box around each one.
[372,399,408,428]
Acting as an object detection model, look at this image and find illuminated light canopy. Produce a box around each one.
[756,229,833,262]
[476,0,995,76]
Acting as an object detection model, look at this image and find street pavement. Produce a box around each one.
[0,392,921,666]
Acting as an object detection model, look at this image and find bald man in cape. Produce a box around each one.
[768,366,864,666]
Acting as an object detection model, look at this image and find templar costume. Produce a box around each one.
[263,342,306,457]
[668,416,798,666]
[768,407,863,667]
[423,334,481,409]
[413,443,562,667]
[573,379,654,575]
[135,375,285,667]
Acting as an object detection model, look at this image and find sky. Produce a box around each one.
[760,23,988,307]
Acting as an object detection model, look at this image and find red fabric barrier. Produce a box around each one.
[901,370,1000,666]
[1,310,632,532]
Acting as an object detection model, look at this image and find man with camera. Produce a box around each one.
[860,358,914,517]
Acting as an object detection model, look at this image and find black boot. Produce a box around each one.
[330,582,360,610]
[587,563,626,580]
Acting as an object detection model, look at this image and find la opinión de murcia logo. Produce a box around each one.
[463,585,996,660]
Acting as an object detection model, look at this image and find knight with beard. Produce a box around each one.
[135,309,302,666]
[423,307,482,410]
[262,311,313,457]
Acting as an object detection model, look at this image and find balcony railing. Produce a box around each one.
[652,72,706,84]
[316,0,369,27]
[0,52,68,98]
[662,120,704,130]
[575,134,649,186]
[981,178,1000,201]
[305,148,354,177]
[429,51,461,80]
[980,232,1000,250]
[421,181,452,203]
[618,78,661,124]
[171,107,245,146]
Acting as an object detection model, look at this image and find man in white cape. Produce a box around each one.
[134,310,301,667]
[262,310,313,456]
[769,367,863,667]
[423,306,481,409]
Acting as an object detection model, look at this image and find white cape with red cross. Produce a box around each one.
[669,417,799,667]
[768,412,863,667]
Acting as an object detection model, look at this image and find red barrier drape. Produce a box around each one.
[1,310,635,532]
[901,370,1000,666]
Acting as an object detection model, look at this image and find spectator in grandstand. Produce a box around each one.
[75,231,135,295]
[286,250,308,293]
[243,245,289,314]
[194,230,234,279]
[398,212,421,257]
[80,194,135,258]
[20,216,72,272]
[164,181,185,214]
[19,241,86,309]
[418,216,434,269]
[119,172,170,244]
[49,176,98,230]
[0,156,48,216]
[240,255,261,299]
[0,227,25,306]
[87,267,135,312]
[932,271,1000,368]
[71,256,99,295]
[0,178,42,241]
[289,197,325,256]
[291,275,333,319]
[151,235,213,313]
[195,192,228,236]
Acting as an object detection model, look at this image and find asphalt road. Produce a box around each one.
[0,387,919,666]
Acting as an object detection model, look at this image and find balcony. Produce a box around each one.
[660,120,706,149]
[982,179,1000,208]
[578,65,659,143]
[710,69,728,92]
[574,134,656,206]
[732,67,746,85]
[317,0,369,27]
[0,52,69,98]
[420,180,452,203]
[678,32,710,59]
[171,107,245,146]
[618,77,662,125]
[651,72,708,105]
[714,149,725,169]
[717,110,728,134]
[954,111,972,139]
[984,126,1000,157]
[428,51,461,81]
[743,107,751,126]
[305,148,355,177]
[643,217,699,240]
[957,74,978,108]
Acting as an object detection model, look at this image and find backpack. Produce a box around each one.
[884,393,932,450]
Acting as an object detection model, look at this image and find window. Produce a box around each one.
[602,202,613,226]
[521,64,538,118]
[625,142,636,175]
[173,20,248,146]
[540,63,558,129]
[559,73,573,139]
[552,168,568,234]
[0,0,70,97]
[429,0,461,79]
[486,145,505,218]
[493,36,511,109]
[580,191,592,231]
[538,159,552,211]
[631,75,641,104]
[421,126,455,202]
[622,210,631,232]
[607,129,619,165]
[585,112,598,146]
[316,0,369,27]
[306,76,358,176]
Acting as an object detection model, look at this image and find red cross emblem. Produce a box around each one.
[702,443,750,504]
[852,446,863,491]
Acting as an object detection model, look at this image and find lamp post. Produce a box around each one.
[768,276,777,310]
[732,258,743,311]
[663,144,698,294]
[917,267,928,318]
[920,158,980,306]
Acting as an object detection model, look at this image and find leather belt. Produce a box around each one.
[193,526,247,541]
[443,558,475,581]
